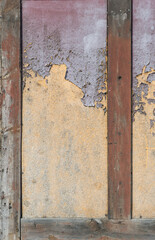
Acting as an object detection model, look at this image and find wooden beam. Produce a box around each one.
[21,218,155,240]
[0,0,21,239]
[107,0,132,219]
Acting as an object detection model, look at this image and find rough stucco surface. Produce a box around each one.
[22,0,107,218]
[133,0,155,218]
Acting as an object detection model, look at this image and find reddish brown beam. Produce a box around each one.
[0,0,21,239]
[107,0,131,219]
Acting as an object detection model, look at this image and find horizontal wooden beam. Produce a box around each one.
[21,218,155,240]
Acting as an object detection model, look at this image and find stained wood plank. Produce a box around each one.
[21,218,155,240]
[0,0,21,239]
[107,0,132,219]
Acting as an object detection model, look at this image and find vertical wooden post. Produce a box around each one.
[0,0,21,239]
[108,0,132,219]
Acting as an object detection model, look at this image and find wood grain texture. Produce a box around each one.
[107,0,131,219]
[0,0,21,239]
[21,218,155,240]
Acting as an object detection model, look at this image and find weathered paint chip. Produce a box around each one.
[23,0,107,108]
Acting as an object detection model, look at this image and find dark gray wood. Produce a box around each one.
[21,218,155,240]
[0,1,21,239]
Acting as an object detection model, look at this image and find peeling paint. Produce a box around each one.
[136,66,155,87]
[22,0,108,218]
[133,67,155,218]
[134,66,155,116]
[22,64,107,218]
[133,0,155,218]
[23,0,107,108]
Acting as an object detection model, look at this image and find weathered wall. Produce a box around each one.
[133,0,155,218]
[22,0,107,218]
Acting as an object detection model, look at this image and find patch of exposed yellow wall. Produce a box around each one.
[22,64,107,218]
[133,67,155,218]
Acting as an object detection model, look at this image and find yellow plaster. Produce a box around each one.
[133,66,155,218]
[22,64,107,218]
